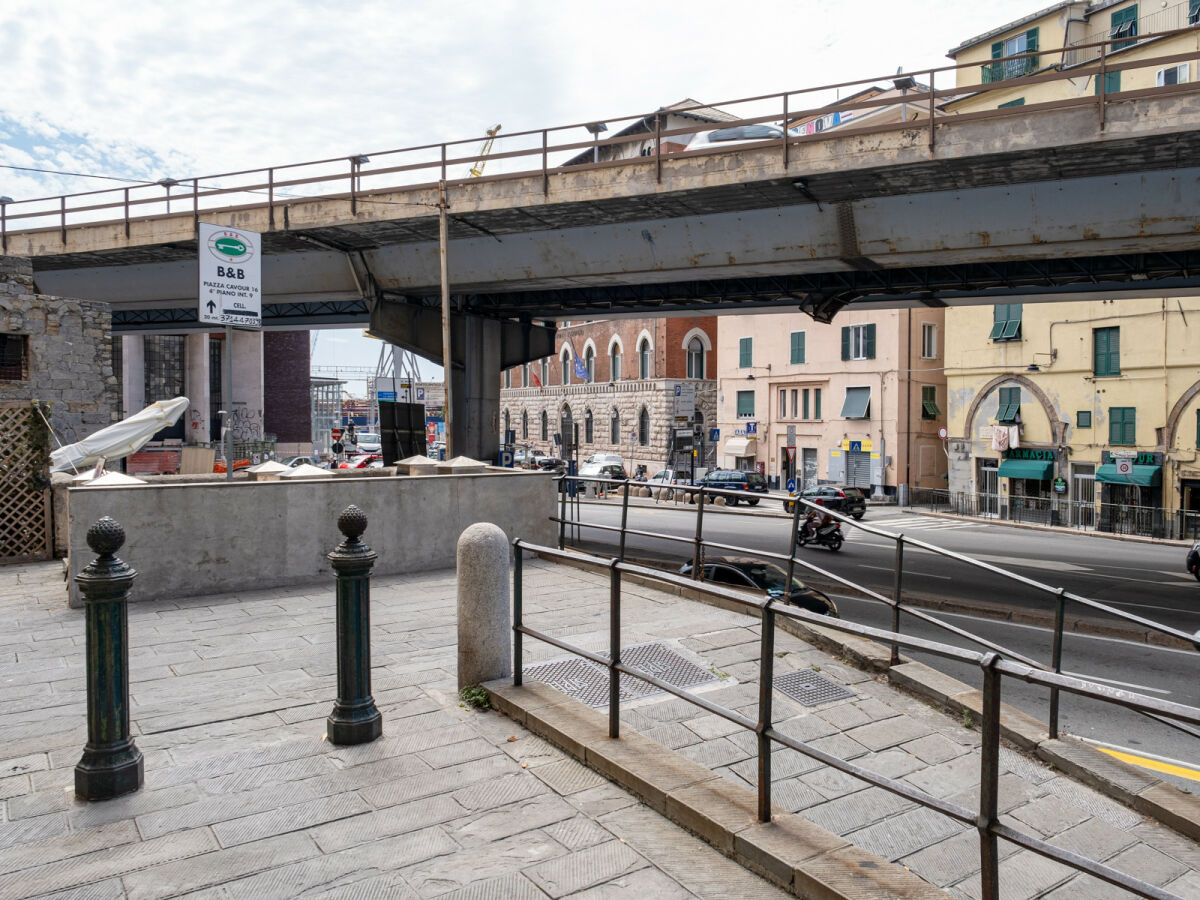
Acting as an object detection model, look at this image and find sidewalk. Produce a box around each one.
[0,556,1196,898]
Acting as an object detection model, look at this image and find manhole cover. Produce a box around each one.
[524,642,719,708]
[774,669,855,707]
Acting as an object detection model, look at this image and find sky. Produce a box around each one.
[1,0,1040,395]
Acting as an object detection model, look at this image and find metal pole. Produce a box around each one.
[618,480,631,561]
[757,599,776,822]
[785,493,804,588]
[691,488,705,578]
[326,506,383,745]
[224,325,234,481]
[438,181,454,460]
[514,544,524,685]
[891,538,905,667]
[74,518,143,800]
[978,653,1002,900]
[1049,588,1066,739]
[558,476,567,550]
[608,560,622,738]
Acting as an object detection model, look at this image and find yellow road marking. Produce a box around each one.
[1098,747,1200,783]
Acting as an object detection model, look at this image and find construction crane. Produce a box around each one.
[469,124,502,177]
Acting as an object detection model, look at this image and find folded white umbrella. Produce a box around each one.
[50,397,190,473]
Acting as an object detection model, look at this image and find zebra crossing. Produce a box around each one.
[861,514,988,532]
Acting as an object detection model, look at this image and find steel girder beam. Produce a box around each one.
[112,299,370,332]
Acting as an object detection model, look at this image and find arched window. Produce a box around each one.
[638,407,650,446]
[561,348,571,385]
[610,408,620,445]
[584,346,595,383]
[540,410,548,441]
[522,410,529,439]
[584,409,594,444]
[638,338,651,379]
[560,405,573,447]
[610,345,622,381]
[686,337,705,379]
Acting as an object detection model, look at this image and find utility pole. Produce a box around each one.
[438,181,453,459]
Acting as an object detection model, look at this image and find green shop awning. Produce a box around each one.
[1095,464,1162,487]
[997,458,1052,480]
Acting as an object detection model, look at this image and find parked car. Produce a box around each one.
[534,456,566,473]
[351,432,381,453]
[697,469,769,505]
[279,455,319,468]
[338,454,383,469]
[648,468,693,486]
[786,485,867,519]
[513,448,534,468]
[579,461,628,489]
[678,556,837,617]
[1188,542,1200,582]
[583,452,625,466]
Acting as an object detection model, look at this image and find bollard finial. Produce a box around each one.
[337,505,368,542]
[87,517,125,557]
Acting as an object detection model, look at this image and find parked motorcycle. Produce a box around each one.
[797,519,844,552]
[1188,542,1200,582]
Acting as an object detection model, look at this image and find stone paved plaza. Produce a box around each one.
[0,554,1197,898]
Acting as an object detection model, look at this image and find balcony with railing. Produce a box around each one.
[1062,0,1197,67]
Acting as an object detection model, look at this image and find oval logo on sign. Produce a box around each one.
[206,229,256,264]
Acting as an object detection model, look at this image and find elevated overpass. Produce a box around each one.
[6,50,1200,456]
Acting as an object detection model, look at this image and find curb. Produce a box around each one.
[485,679,951,899]
[901,506,1196,548]
[543,554,1200,843]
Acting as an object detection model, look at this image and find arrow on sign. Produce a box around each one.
[206,300,216,313]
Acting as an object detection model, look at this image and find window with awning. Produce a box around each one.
[840,386,871,419]
[1095,464,1162,487]
[997,458,1052,480]
[725,437,755,457]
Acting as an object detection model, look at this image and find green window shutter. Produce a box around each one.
[986,40,1003,82]
[921,385,940,419]
[814,388,821,419]
[864,324,876,359]
[1093,327,1120,376]
[1077,410,1092,428]
[998,98,1026,108]
[736,390,755,417]
[990,305,1005,340]
[790,331,805,364]
[841,326,850,361]
[739,337,752,368]
[802,389,810,420]
[1190,0,1200,24]
[1025,27,1039,71]
[1096,71,1121,94]
[997,387,1020,423]
[1109,407,1136,445]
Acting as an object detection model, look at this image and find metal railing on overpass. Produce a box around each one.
[3,26,1200,250]
[512,535,1200,900]
[553,474,1200,747]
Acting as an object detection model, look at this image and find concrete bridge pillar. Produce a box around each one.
[452,316,501,463]
[230,329,264,441]
[121,335,144,416]
[184,333,210,444]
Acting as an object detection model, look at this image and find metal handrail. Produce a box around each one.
[4,24,1200,249]
[555,473,1200,742]
[512,540,1196,900]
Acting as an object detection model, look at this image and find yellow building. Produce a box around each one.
[938,4,1200,537]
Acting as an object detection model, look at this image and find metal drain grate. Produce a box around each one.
[524,642,719,708]
[774,669,856,707]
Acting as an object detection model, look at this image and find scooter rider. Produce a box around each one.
[801,501,833,540]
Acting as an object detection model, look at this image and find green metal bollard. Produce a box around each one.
[74,517,144,801]
[326,505,383,745]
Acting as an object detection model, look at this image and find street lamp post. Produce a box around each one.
[584,123,608,164]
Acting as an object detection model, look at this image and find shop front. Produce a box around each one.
[1096,451,1164,536]
[997,447,1055,524]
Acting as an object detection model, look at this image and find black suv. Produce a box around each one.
[785,484,867,519]
[698,469,769,505]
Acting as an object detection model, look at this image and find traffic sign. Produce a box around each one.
[497,450,514,468]
[331,428,343,440]
[1115,458,1133,475]
[785,447,797,464]
[937,426,948,440]
[786,478,796,492]
[198,223,262,328]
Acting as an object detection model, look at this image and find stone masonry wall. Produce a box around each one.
[0,256,118,443]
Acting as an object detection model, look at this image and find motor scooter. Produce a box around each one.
[797,518,844,552]
[1188,542,1200,582]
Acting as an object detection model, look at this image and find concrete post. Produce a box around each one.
[457,522,512,690]
[451,317,501,463]
[326,505,383,745]
[74,517,143,801]
[184,332,210,445]
[121,335,144,416]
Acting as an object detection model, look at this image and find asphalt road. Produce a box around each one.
[563,499,1200,788]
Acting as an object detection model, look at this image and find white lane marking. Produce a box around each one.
[1102,599,1200,615]
[971,554,1091,573]
[1062,670,1171,695]
[859,564,952,581]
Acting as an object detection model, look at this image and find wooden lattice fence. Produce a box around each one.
[0,403,52,563]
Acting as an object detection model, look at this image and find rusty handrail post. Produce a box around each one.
[192,178,199,237]
[890,537,905,666]
[326,505,383,745]
[513,541,524,686]
[978,652,1002,900]
[608,558,622,738]
[691,488,706,578]
[1049,588,1067,738]
[1098,42,1108,130]
[441,144,447,183]
[0,201,6,253]
[542,129,549,196]
[74,517,143,801]
[618,480,631,561]
[782,92,790,169]
[60,196,67,245]
[785,493,804,588]
[928,70,936,148]
[757,596,776,822]
[655,112,662,183]
[267,168,276,230]
[349,158,358,216]
[123,188,130,238]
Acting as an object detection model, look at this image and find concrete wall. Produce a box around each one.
[66,470,557,607]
